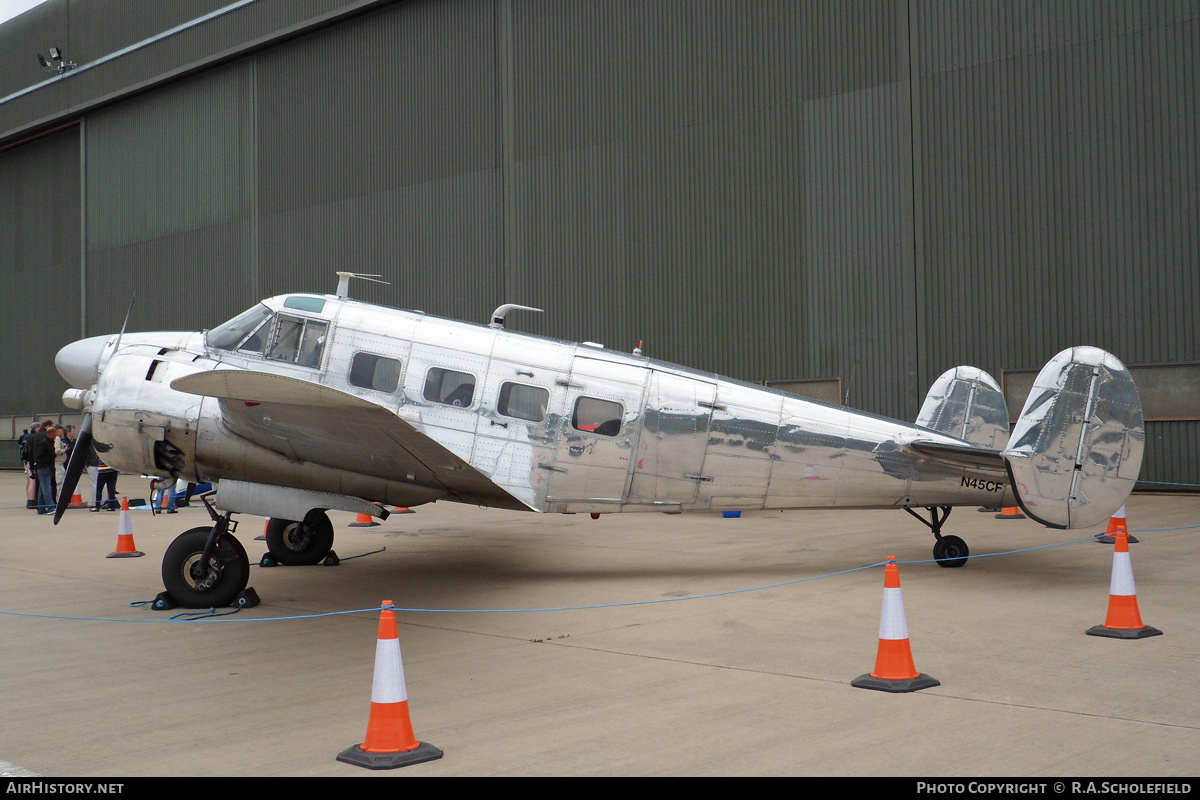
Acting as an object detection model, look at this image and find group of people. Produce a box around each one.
[18,420,120,513]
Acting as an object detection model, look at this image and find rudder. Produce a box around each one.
[1002,347,1144,529]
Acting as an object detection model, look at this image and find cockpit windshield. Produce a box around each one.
[207,304,273,351]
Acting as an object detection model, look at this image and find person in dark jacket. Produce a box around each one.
[18,422,40,509]
[29,421,58,515]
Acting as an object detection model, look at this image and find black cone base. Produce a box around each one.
[1086,624,1162,639]
[337,741,443,770]
[1095,533,1139,544]
[851,673,941,693]
[106,550,144,558]
[995,512,1025,520]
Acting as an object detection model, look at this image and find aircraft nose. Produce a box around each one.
[55,335,112,389]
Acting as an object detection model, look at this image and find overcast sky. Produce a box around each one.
[0,0,49,27]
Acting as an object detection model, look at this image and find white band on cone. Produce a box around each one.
[878,587,910,640]
[371,638,409,704]
[1109,552,1136,597]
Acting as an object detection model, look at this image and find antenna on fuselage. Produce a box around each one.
[489,304,543,330]
[335,272,390,299]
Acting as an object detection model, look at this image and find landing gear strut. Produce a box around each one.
[904,505,970,568]
[160,496,250,607]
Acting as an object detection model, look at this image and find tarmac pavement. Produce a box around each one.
[0,471,1197,777]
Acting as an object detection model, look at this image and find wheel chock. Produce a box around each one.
[323,551,340,567]
[235,588,260,609]
[259,553,278,568]
[151,591,178,611]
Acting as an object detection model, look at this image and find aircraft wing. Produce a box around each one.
[170,369,533,511]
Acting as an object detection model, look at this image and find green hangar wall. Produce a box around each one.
[1,0,1197,486]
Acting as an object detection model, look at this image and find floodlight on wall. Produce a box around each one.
[37,47,76,74]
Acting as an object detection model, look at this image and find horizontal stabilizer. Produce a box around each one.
[916,367,1009,449]
[1002,347,1144,529]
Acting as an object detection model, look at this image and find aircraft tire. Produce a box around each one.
[265,511,334,566]
[933,535,969,568]
[162,526,250,608]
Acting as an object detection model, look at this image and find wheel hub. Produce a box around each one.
[283,523,312,552]
[184,553,220,591]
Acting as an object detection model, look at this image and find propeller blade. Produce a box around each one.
[110,292,136,358]
[53,415,92,525]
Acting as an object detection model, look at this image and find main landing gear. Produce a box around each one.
[904,506,970,568]
[161,504,250,608]
[263,511,335,566]
[159,498,340,607]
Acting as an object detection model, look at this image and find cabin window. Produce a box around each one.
[268,316,328,367]
[424,367,476,407]
[207,304,273,351]
[572,397,622,436]
[498,382,549,422]
[350,353,402,393]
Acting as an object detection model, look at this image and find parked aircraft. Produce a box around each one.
[52,274,1144,608]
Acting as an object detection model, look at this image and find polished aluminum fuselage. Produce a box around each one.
[89,295,1016,514]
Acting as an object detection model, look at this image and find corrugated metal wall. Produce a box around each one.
[0,126,81,416]
[1,0,1197,484]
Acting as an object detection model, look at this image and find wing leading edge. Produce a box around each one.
[170,369,533,511]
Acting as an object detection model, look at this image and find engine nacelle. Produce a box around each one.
[90,345,203,481]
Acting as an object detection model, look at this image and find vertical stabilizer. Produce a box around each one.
[1002,347,1144,529]
[916,366,1009,449]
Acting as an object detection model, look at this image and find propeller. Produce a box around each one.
[52,415,91,524]
[53,294,135,525]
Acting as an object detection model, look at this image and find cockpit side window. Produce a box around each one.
[298,321,328,367]
[207,304,273,351]
[268,315,328,367]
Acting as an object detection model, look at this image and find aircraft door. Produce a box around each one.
[628,371,715,506]
[546,355,649,509]
[473,359,571,511]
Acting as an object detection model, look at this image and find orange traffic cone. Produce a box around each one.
[69,492,85,509]
[1096,504,1138,544]
[394,506,415,514]
[256,517,269,541]
[337,601,442,769]
[107,497,144,559]
[1086,531,1161,639]
[348,512,380,528]
[852,555,940,692]
[995,506,1025,520]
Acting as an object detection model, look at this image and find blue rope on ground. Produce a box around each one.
[0,523,1197,624]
